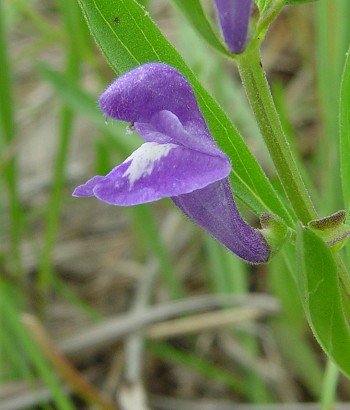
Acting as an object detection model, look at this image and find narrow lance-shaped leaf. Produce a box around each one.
[340,46,350,218]
[296,225,350,379]
[77,0,294,224]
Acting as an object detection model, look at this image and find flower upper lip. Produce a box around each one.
[98,63,204,124]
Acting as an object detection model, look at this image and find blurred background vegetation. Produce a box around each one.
[1,0,350,408]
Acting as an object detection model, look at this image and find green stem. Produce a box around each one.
[237,47,318,224]
[321,359,338,410]
[256,0,285,40]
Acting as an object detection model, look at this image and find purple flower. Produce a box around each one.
[214,0,252,54]
[73,63,270,263]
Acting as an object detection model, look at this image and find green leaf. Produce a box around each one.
[169,0,230,56]
[340,46,350,217]
[271,248,323,397]
[315,0,350,215]
[296,225,350,379]
[284,0,318,3]
[77,0,294,224]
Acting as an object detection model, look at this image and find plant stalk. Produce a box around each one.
[321,359,339,410]
[237,46,318,224]
[256,0,285,40]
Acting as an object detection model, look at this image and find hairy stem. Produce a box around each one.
[237,46,318,224]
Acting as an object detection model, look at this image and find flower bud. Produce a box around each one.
[214,0,252,54]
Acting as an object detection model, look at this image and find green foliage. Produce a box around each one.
[340,47,350,216]
[296,226,350,379]
[270,252,323,397]
[316,0,350,214]
[2,0,350,407]
[0,280,76,409]
[254,0,273,13]
[0,0,23,277]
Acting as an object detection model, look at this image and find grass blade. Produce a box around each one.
[0,0,23,277]
[0,280,76,409]
[148,341,252,399]
[37,1,83,295]
[296,225,350,379]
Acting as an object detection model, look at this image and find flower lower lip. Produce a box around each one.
[73,140,231,206]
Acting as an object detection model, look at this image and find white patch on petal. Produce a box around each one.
[122,142,177,187]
